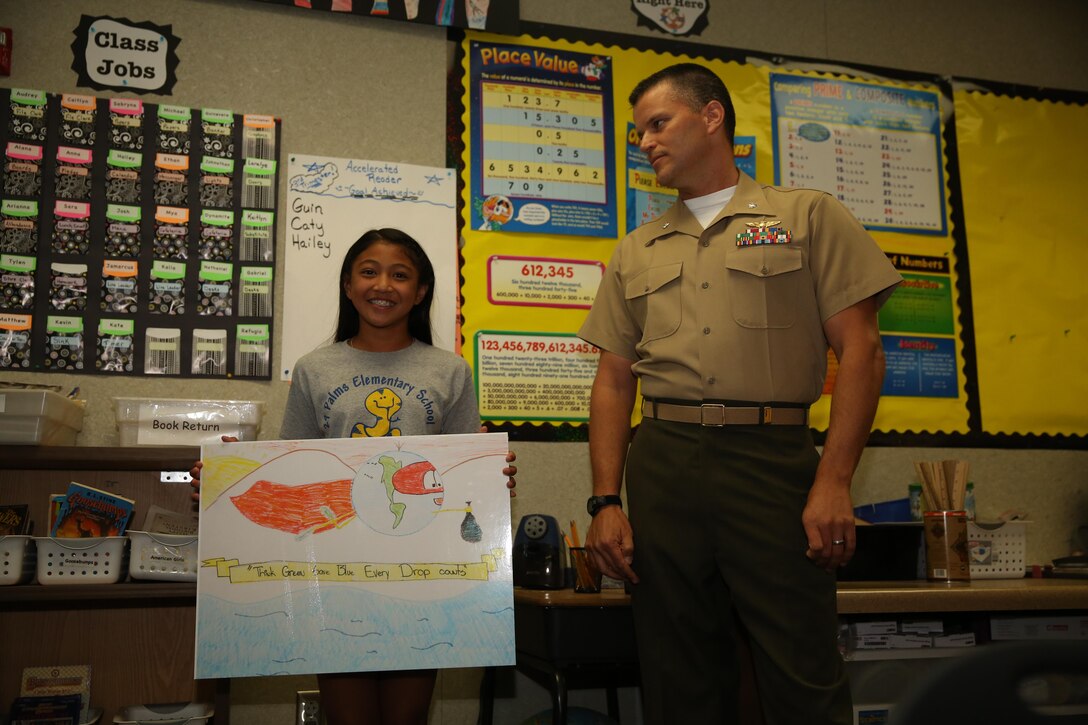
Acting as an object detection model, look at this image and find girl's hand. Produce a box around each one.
[480,425,517,497]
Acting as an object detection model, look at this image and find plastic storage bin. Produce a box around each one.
[112,702,213,724]
[854,497,912,524]
[0,389,85,445]
[0,535,36,585]
[35,536,129,584]
[968,520,1028,579]
[114,397,263,446]
[126,531,198,581]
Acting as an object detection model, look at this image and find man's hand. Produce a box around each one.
[803,480,855,571]
[586,506,638,584]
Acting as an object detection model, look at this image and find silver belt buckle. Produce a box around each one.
[700,403,726,426]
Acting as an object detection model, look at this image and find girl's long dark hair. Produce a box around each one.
[334,228,436,346]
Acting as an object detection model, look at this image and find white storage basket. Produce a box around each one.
[112,702,213,724]
[968,520,1028,579]
[0,535,36,585]
[35,536,129,584]
[126,531,198,581]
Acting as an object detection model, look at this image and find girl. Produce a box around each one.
[194,228,515,724]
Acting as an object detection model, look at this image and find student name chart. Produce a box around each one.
[468,42,617,237]
[770,74,947,235]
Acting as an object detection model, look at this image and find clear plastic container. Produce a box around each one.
[0,389,85,444]
[114,397,263,446]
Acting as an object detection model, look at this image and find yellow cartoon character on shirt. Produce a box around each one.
[351,387,403,437]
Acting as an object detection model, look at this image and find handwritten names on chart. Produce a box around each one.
[475,331,599,421]
[288,196,329,258]
[488,255,602,308]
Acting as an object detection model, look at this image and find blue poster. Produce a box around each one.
[469,42,617,237]
[881,334,958,398]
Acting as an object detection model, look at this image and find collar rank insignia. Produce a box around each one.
[736,219,791,247]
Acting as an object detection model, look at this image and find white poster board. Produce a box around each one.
[195,433,513,678]
[281,155,458,380]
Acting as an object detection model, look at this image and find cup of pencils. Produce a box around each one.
[569,547,602,593]
[565,519,601,593]
[914,460,971,581]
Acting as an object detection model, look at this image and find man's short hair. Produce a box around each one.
[629,63,736,143]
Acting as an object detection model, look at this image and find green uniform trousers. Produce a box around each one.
[626,417,851,724]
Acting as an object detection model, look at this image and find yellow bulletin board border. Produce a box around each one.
[447,23,1088,449]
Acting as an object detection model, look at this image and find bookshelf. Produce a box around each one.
[0,445,224,724]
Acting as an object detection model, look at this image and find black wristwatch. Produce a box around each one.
[587,495,623,517]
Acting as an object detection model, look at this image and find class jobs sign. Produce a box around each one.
[71,15,181,94]
[468,42,617,238]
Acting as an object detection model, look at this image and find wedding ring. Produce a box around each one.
[831,539,846,546]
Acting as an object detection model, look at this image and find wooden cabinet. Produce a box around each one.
[0,445,224,724]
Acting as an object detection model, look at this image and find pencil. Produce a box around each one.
[562,532,574,549]
[570,519,581,547]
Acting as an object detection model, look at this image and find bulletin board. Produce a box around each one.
[953,86,1088,437]
[0,87,281,379]
[457,28,972,437]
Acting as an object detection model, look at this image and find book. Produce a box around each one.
[48,494,66,533]
[0,503,31,535]
[140,503,199,535]
[9,694,82,725]
[50,482,135,538]
[19,664,91,721]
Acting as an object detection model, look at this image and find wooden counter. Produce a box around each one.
[515,577,1088,614]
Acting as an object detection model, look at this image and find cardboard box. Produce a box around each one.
[990,615,1088,640]
[851,621,898,636]
[0,390,84,445]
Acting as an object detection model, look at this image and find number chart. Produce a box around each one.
[770,74,947,235]
[469,42,616,237]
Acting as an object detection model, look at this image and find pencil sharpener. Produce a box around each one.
[513,514,565,589]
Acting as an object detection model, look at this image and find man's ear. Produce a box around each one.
[703,100,725,136]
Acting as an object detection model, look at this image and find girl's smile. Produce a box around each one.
[342,241,429,351]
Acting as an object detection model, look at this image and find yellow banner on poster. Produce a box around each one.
[204,551,504,583]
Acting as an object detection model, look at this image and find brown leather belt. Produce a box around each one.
[641,399,809,426]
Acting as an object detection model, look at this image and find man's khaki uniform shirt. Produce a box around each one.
[579,172,903,404]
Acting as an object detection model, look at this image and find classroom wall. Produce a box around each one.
[3,2,1086,724]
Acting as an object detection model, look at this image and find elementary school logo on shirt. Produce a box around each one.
[320,373,441,436]
[352,388,403,437]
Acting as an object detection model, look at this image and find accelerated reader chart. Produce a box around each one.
[468,41,617,237]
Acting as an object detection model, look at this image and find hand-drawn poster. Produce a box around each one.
[195,433,514,679]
